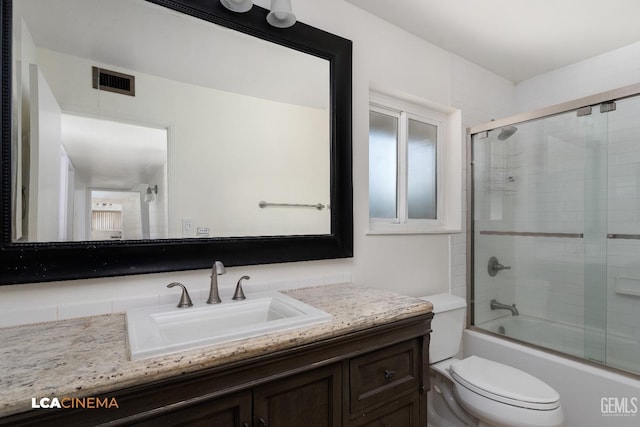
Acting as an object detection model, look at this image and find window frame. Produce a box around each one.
[368,91,461,235]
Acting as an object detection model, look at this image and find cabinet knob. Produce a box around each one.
[259,417,267,427]
[384,369,396,379]
[242,423,249,427]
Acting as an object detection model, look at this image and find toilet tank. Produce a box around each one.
[420,293,466,363]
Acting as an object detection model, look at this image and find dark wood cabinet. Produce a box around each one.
[350,393,420,427]
[129,365,341,427]
[0,314,431,427]
[253,363,341,427]
[130,391,252,427]
[349,339,420,413]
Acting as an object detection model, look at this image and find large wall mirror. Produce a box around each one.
[0,0,353,285]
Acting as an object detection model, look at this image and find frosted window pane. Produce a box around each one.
[369,110,397,218]
[408,119,437,219]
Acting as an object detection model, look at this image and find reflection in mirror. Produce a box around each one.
[65,115,168,242]
[12,0,331,243]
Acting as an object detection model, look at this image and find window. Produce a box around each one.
[368,91,462,234]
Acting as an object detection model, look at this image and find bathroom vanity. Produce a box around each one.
[0,285,433,426]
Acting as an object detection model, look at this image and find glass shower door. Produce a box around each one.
[471,90,640,375]
[581,106,608,364]
[471,106,609,364]
[604,96,640,373]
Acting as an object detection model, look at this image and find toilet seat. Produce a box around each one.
[450,356,560,411]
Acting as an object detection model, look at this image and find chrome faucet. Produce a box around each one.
[490,299,519,316]
[207,261,226,304]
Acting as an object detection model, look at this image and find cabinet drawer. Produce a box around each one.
[350,340,419,412]
[350,393,420,427]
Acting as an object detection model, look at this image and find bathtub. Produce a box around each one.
[479,315,640,374]
[464,327,640,427]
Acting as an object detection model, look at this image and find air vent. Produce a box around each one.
[92,66,135,96]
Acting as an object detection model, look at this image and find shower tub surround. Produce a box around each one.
[481,315,640,374]
[471,84,640,376]
[465,329,640,427]
[0,283,432,419]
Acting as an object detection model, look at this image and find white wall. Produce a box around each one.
[12,19,41,241]
[0,0,515,326]
[72,174,88,240]
[448,56,516,300]
[515,40,640,113]
[37,48,330,238]
[148,164,168,240]
[28,65,63,241]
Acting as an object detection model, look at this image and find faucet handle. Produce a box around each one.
[213,261,226,275]
[167,282,193,308]
[488,256,511,277]
[232,276,250,301]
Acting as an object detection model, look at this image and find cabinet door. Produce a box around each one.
[253,364,342,427]
[130,390,252,427]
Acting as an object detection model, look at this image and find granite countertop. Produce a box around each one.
[0,283,432,417]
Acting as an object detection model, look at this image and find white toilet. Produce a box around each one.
[422,293,563,427]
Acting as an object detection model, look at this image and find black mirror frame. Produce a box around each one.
[0,0,353,285]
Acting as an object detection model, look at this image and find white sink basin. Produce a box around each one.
[126,291,331,360]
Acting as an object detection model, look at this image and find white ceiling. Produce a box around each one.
[16,0,329,109]
[61,114,167,189]
[345,0,640,83]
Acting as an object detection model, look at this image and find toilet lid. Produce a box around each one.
[450,356,560,410]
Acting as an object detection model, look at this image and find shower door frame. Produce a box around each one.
[465,82,640,378]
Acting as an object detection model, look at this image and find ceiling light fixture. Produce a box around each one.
[220,0,253,13]
[266,0,296,28]
[220,0,296,28]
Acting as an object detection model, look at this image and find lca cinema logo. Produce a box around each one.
[601,396,638,417]
[31,396,119,409]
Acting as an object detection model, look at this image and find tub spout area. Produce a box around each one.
[490,299,519,316]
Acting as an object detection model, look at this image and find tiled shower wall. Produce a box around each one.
[469,41,640,358]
